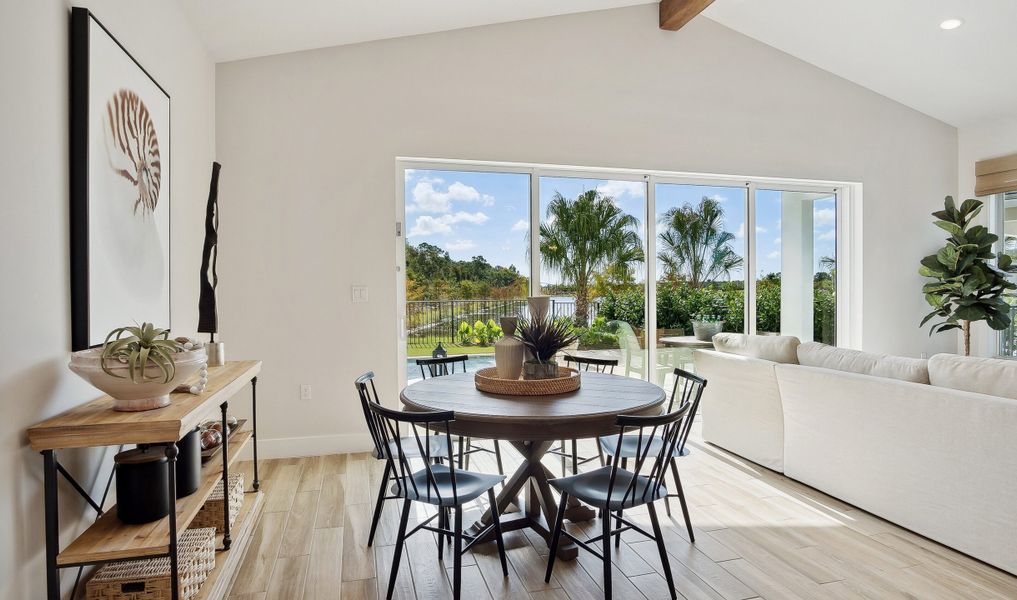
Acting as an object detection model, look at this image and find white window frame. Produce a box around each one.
[396,157,863,383]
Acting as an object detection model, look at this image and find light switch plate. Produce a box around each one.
[351,285,369,303]
[300,384,312,401]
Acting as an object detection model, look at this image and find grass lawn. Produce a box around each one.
[407,342,495,358]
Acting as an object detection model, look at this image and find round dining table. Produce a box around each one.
[400,371,666,559]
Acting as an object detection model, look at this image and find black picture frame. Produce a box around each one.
[70,7,172,350]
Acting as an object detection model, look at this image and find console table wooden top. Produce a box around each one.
[27,360,262,451]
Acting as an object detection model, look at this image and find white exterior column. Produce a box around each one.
[780,193,815,342]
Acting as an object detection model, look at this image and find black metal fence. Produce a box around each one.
[407,298,599,349]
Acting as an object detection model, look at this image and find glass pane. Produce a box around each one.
[403,169,531,381]
[538,176,648,380]
[999,191,1017,356]
[754,190,837,344]
[654,183,747,382]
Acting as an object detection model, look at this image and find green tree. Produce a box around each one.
[540,190,644,326]
[658,197,743,287]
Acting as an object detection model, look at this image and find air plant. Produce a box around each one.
[515,316,578,364]
[100,323,183,383]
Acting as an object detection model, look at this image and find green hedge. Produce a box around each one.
[599,278,835,344]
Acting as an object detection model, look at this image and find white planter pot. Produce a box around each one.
[69,347,207,411]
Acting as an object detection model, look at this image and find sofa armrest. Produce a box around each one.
[694,350,784,471]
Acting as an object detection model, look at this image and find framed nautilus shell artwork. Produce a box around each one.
[70,8,171,350]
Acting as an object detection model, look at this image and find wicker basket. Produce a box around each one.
[86,527,216,600]
[190,473,244,533]
[474,366,581,396]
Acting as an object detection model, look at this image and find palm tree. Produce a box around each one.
[540,190,644,326]
[658,197,743,287]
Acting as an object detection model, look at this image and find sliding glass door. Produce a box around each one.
[654,182,747,385]
[397,161,848,384]
[402,168,530,381]
[538,175,648,382]
[753,189,837,344]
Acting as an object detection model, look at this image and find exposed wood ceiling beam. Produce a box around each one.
[659,0,716,31]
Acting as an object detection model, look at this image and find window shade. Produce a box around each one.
[975,153,1017,196]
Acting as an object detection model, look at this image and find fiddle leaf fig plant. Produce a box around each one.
[919,196,1017,355]
[101,322,183,383]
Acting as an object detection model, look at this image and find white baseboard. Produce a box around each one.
[238,432,375,460]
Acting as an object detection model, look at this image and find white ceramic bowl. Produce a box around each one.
[69,347,207,411]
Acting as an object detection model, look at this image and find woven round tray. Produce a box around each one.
[474,366,581,396]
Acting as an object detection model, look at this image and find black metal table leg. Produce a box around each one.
[44,450,59,600]
[221,401,232,550]
[251,376,260,491]
[166,443,180,600]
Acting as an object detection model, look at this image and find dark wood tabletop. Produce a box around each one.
[400,371,666,441]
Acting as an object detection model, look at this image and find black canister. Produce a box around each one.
[115,448,170,524]
[174,428,201,497]
[142,428,202,498]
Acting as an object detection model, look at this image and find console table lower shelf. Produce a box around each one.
[195,489,264,600]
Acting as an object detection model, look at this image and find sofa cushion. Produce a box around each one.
[928,354,1017,400]
[797,342,930,384]
[712,333,800,364]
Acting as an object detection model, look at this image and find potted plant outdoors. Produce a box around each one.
[516,316,578,380]
[691,312,725,342]
[920,196,1017,355]
[69,322,207,411]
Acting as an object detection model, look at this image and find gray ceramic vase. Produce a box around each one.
[494,317,525,380]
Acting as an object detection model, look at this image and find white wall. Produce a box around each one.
[215,5,958,458]
[0,2,214,597]
[959,115,1017,356]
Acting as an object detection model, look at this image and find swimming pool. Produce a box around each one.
[406,354,495,382]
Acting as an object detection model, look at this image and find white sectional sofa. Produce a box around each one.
[694,335,1017,576]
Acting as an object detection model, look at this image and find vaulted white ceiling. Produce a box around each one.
[177,0,651,63]
[180,0,1017,127]
[702,0,1017,127]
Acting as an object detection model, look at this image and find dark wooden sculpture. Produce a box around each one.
[197,162,221,339]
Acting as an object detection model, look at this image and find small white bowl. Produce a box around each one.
[69,347,207,411]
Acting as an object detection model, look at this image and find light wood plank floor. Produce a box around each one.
[229,419,1017,599]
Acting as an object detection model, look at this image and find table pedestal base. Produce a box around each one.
[471,440,596,560]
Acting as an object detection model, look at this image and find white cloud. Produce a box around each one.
[708,194,727,203]
[734,223,745,239]
[756,226,768,234]
[445,240,477,252]
[404,169,416,181]
[596,181,645,199]
[511,219,528,232]
[408,211,490,237]
[408,180,494,214]
[814,208,836,227]
[774,237,781,246]
[817,229,836,242]
[767,250,781,260]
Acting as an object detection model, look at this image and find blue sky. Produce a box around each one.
[404,169,836,283]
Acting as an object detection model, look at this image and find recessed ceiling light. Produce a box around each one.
[939,18,963,30]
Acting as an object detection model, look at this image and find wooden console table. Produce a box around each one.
[27,360,263,600]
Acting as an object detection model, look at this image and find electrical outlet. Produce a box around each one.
[300,384,312,401]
